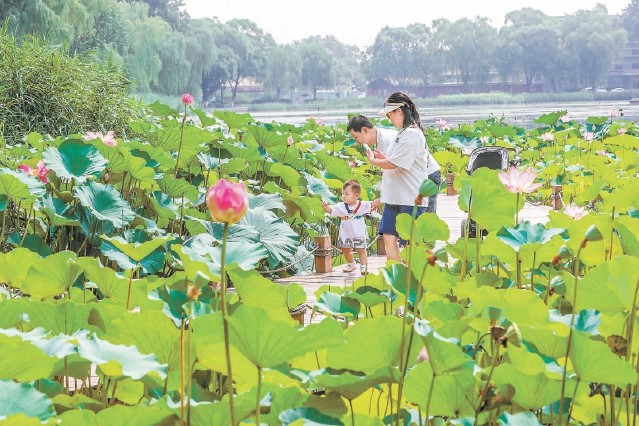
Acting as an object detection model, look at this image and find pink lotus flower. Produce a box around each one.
[618,127,627,135]
[564,203,588,220]
[597,150,607,156]
[418,346,429,362]
[436,118,449,131]
[84,131,117,146]
[348,161,356,167]
[206,179,249,224]
[541,132,554,142]
[18,160,49,183]
[583,132,595,142]
[182,93,194,105]
[308,116,325,126]
[608,108,619,119]
[287,136,294,146]
[559,114,570,122]
[498,166,543,194]
[479,136,489,144]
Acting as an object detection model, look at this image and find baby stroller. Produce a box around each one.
[461,147,512,238]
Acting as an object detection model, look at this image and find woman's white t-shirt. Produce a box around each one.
[329,201,373,248]
[378,127,430,206]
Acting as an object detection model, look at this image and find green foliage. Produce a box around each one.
[0,30,143,144]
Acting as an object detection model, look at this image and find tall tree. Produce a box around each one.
[623,0,639,41]
[562,4,627,89]
[301,35,365,90]
[117,0,189,32]
[220,19,274,106]
[299,42,335,99]
[264,45,301,99]
[498,8,560,90]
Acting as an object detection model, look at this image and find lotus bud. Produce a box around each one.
[181,93,194,105]
[505,323,521,347]
[417,346,430,362]
[186,284,200,301]
[206,179,249,225]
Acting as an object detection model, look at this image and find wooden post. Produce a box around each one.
[446,173,458,196]
[377,234,386,256]
[314,235,332,273]
[552,185,562,210]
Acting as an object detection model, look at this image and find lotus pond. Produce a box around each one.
[0,104,638,425]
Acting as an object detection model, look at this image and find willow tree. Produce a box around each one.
[265,45,301,100]
[299,41,335,99]
[561,4,627,90]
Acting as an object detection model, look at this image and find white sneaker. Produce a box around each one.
[343,263,357,272]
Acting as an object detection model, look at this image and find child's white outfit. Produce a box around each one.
[328,201,372,273]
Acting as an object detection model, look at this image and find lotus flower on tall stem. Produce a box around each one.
[205,178,248,426]
[175,93,194,178]
[497,166,542,225]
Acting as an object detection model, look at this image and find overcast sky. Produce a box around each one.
[183,0,630,48]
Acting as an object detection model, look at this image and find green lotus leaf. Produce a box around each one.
[280,407,344,426]
[315,151,351,181]
[459,168,518,231]
[498,411,542,426]
[190,390,263,426]
[129,142,175,171]
[22,251,82,300]
[382,263,419,307]
[94,404,176,425]
[37,194,80,227]
[75,257,130,305]
[29,329,88,359]
[156,175,200,202]
[459,287,549,328]
[348,286,392,307]
[260,385,309,426]
[0,170,43,203]
[0,247,41,290]
[404,361,475,418]
[304,172,337,202]
[74,181,135,228]
[210,240,269,271]
[101,235,170,263]
[43,139,107,183]
[493,364,561,411]
[92,142,128,174]
[246,123,287,148]
[225,143,264,162]
[26,300,91,334]
[170,243,221,284]
[0,334,56,381]
[155,125,201,166]
[448,134,481,150]
[227,267,288,312]
[570,330,637,387]
[103,311,180,388]
[283,194,326,224]
[496,222,567,252]
[310,367,399,401]
[268,162,303,188]
[249,193,286,211]
[534,111,567,127]
[149,191,179,220]
[413,319,474,376]
[314,292,361,319]
[614,216,639,256]
[191,313,258,383]
[397,212,450,244]
[577,255,639,314]
[121,148,156,184]
[0,298,28,328]
[0,380,56,421]
[327,316,407,373]
[77,333,167,380]
[148,284,215,326]
[239,207,299,269]
[219,157,247,174]
[228,305,341,368]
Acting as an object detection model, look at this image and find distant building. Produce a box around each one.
[607,40,639,90]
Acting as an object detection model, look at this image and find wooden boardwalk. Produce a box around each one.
[278,194,552,324]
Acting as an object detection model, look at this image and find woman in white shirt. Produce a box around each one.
[356,92,439,261]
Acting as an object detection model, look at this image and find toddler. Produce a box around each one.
[322,180,380,274]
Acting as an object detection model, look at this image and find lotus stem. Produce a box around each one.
[187,324,193,426]
[477,343,500,420]
[558,244,583,426]
[516,252,522,289]
[461,209,471,282]
[515,192,520,226]
[609,207,615,261]
[180,316,185,426]
[220,222,237,425]
[395,204,418,426]
[255,367,262,426]
[530,252,536,290]
[174,104,187,178]
[476,223,481,274]
[349,398,355,426]
[424,374,436,426]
